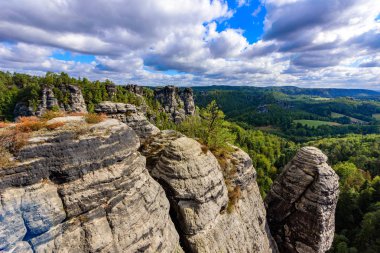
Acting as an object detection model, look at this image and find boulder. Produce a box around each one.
[265,147,339,253]
[142,133,278,252]
[95,101,160,142]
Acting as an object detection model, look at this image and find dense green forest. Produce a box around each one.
[193,87,380,142]
[1,71,379,252]
[309,135,380,252]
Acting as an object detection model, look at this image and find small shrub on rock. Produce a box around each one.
[227,185,241,213]
[41,110,65,120]
[17,116,46,132]
[84,113,107,124]
[46,122,65,130]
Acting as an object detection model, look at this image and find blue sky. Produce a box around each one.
[0,0,379,89]
[218,0,266,43]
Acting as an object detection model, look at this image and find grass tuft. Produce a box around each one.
[46,122,65,130]
[84,113,107,124]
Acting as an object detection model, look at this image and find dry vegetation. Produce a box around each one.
[46,121,65,130]
[41,111,65,120]
[211,148,242,213]
[0,128,29,168]
[227,185,241,214]
[17,116,47,132]
[0,111,106,168]
[84,113,107,124]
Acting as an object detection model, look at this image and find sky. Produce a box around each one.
[0,0,379,89]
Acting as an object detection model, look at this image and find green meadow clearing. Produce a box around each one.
[294,119,341,127]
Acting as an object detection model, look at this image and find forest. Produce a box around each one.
[193,87,380,142]
[0,71,379,252]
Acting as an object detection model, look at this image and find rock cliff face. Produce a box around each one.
[35,88,60,116]
[95,101,159,141]
[265,147,340,253]
[63,85,88,113]
[1,113,339,252]
[126,84,144,96]
[13,85,87,119]
[141,133,278,253]
[0,117,180,253]
[154,86,195,123]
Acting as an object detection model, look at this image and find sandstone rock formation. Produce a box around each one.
[179,88,195,115]
[35,87,60,116]
[95,101,159,141]
[126,84,144,95]
[64,85,87,113]
[13,85,87,119]
[265,146,339,253]
[154,86,195,123]
[13,102,35,118]
[0,117,180,253]
[1,109,339,253]
[141,132,278,253]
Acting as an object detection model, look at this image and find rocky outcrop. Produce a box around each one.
[95,101,159,141]
[0,117,180,253]
[265,147,339,253]
[13,85,87,119]
[1,110,339,253]
[105,83,117,100]
[13,102,35,118]
[179,88,195,115]
[64,85,87,113]
[141,132,278,253]
[154,86,195,123]
[35,87,60,116]
[126,84,144,96]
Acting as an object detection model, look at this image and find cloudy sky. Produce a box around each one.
[0,0,379,89]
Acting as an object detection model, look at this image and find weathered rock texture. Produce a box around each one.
[13,102,35,118]
[13,85,87,119]
[35,87,60,116]
[141,132,278,253]
[265,146,339,253]
[1,111,339,253]
[95,101,159,141]
[64,85,87,113]
[0,117,180,253]
[126,84,144,95]
[154,86,195,123]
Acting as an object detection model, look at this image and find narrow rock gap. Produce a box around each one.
[154,178,192,253]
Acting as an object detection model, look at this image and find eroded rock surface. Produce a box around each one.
[142,132,278,253]
[0,117,180,253]
[95,101,159,141]
[64,85,87,113]
[13,85,87,119]
[35,87,60,116]
[265,146,339,253]
[154,86,195,123]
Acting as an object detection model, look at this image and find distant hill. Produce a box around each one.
[192,86,380,99]
[192,86,380,142]
[265,86,380,98]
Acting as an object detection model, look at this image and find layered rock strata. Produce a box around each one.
[13,85,87,119]
[126,84,144,95]
[95,101,159,141]
[154,86,195,123]
[141,132,278,253]
[265,146,339,253]
[0,117,180,253]
[35,87,60,116]
[64,85,87,113]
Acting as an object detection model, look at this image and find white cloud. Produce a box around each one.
[0,0,379,89]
